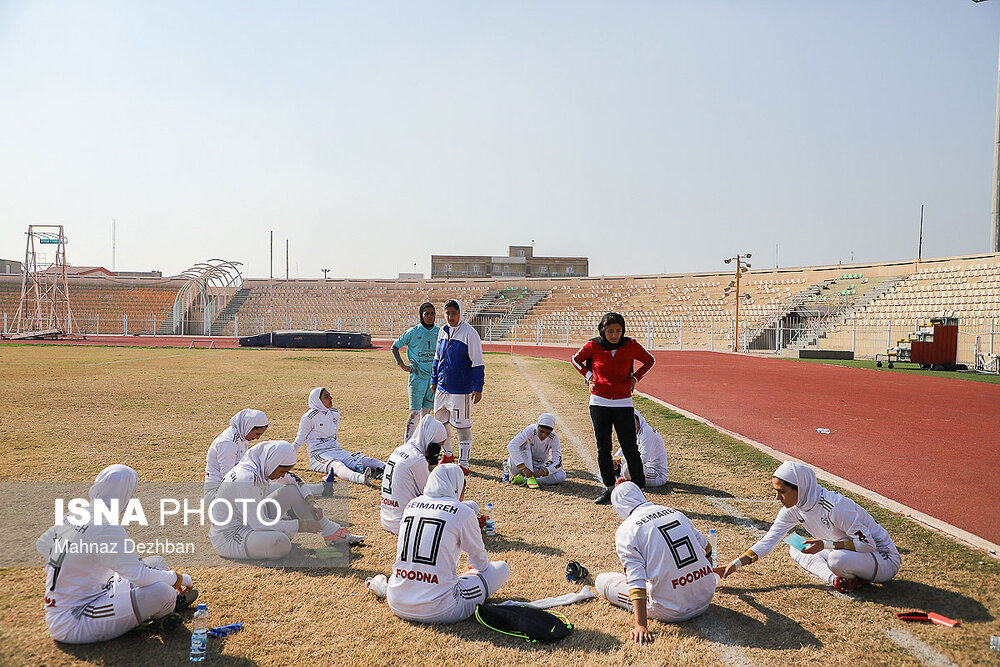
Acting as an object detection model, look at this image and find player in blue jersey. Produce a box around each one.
[431,299,485,474]
[392,302,441,440]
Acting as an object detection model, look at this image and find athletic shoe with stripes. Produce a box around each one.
[325,527,365,545]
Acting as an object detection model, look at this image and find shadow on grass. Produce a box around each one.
[56,623,263,666]
[872,578,994,622]
[416,614,623,653]
[682,510,772,533]
[666,481,735,497]
[489,533,565,557]
[681,594,823,650]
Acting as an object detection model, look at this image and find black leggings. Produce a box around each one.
[590,404,644,488]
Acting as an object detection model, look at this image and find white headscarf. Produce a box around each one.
[536,413,556,431]
[611,481,652,520]
[89,464,139,513]
[633,409,648,436]
[308,387,328,414]
[405,414,447,455]
[230,409,268,441]
[444,300,464,326]
[241,440,297,479]
[423,463,466,499]
[773,461,821,511]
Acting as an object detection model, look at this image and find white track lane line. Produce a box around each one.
[514,357,755,666]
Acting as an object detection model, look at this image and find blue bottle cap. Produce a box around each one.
[197,603,207,611]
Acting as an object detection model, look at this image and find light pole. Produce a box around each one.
[724,253,752,352]
[321,268,330,280]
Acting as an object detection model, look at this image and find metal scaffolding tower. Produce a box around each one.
[12,225,77,336]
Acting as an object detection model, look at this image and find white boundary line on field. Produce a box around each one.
[513,357,756,667]
[83,353,192,366]
[884,629,957,667]
[634,390,1000,559]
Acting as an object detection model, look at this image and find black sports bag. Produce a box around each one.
[473,603,573,643]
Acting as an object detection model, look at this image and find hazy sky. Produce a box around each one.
[1,1,999,279]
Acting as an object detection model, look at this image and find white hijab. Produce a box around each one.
[308,387,328,414]
[241,440,297,480]
[229,409,268,441]
[444,300,464,330]
[89,464,139,514]
[405,414,447,455]
[611,481,652,520]
[773,461,822,511]
[633,409,648,437]
[423,463,466,499]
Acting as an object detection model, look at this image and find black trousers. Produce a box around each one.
[590,404,644,488]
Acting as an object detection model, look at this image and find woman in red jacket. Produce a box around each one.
[572,312,655,504]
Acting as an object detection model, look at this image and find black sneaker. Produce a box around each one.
[370,467,385,481]
[175,588,199,612]
[594,487,614,505]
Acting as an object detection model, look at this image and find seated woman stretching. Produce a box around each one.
[36,465,197,644]
[718,461,900,593]
[505,413,565,488]
[295,387,385,486]
[387,464,509,624]
[209,441,362,560]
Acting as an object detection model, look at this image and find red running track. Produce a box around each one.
[482,344,1000,547]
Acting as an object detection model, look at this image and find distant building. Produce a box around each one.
[431,245,589,279]
[42,265,116,277]
[114,270,163,279]
[0,259,22,275]
[398,272,425,280]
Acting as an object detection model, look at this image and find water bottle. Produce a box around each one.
[708,529,718,568]
[816,428,831,435]
[189,603,208,662]
[484,503,496,536]
[501,460,510,484]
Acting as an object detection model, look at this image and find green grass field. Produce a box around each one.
[0,345,997,666]
[789,356,1000,385]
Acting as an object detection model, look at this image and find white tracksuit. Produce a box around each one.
[387,465,509,624]
[36,465,180,644]
[749,462,900,584]
[209,441,342,560]
[615,411,669,487]
[381,415,448,533]
[596,483,715,623]
[295,387,384,484]
[506,425,566,485]
[204,409,269,503]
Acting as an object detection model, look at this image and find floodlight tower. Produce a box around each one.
[13,225,76,335]
[723,253,752,352]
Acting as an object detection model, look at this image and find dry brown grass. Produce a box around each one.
[0,344,997,666]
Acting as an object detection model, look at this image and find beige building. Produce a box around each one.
[431,246,588,279]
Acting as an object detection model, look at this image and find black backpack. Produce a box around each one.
[474,603,573,644]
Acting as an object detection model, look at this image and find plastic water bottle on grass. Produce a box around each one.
[484,503,496,536]
[708,529,718,568]
[189,603,208,662]
[501,460,510,484]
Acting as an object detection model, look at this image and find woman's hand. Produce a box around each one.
[398,362,412,373]
[472,391,482,404]
[311,504,324,520]
[801,538,826,554]
[717,561,741,579]
[630,376,637,392]
[533,468,549,478]
[630,624,654,645]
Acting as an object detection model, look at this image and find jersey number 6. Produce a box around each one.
[657,520,699,569]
